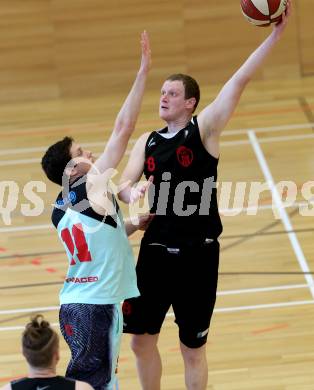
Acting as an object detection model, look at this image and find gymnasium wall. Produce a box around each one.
[0,0,312,103]
[296,0,314,76]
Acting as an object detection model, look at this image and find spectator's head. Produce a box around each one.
[22,315,59,369]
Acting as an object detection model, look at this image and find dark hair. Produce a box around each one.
[41,136,73,185]
[166,73,200,112]
[22,315,59,368]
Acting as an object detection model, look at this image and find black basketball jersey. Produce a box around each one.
[11,376,76,390]
[143,115,222,245]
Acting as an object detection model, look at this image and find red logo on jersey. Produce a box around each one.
[145,156,156,172]
[176,146,193,167]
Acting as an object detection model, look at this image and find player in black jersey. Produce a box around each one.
[0,315,93,390]
[118,4,291,390]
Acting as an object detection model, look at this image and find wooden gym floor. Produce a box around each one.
[0,76,314,389]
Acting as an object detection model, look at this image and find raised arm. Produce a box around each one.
[198,1,291,156]
[90,31,151,176]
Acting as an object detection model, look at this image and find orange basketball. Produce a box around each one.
[240,0,287,26]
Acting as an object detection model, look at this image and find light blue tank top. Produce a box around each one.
[52,177,139,305]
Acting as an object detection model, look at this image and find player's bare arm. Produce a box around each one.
[198,0,291,158]
[118,131,151,203]
[124,213,155,236]
[86,31,151,213]
[88,31,150,178]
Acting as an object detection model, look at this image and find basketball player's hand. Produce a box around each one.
[139,30,151,74]
[273,0,291,35]
[130,175,154,204]
[137,213,155,231]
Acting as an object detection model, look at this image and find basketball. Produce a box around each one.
[240,0,287,27]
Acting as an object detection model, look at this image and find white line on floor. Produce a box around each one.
[248,130,314,299]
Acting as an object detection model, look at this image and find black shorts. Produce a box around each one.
[123,238,220,348]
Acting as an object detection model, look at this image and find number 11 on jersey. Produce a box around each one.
[61,223,92,265]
